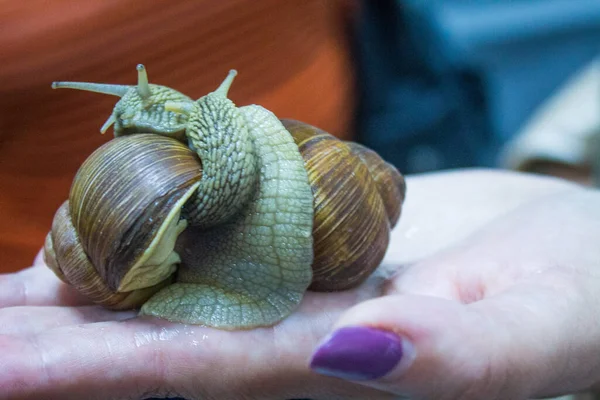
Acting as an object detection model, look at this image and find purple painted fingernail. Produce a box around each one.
[310,326,405,381]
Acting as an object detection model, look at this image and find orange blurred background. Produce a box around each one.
[0,0,358,272]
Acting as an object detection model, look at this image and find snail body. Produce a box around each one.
[45,66,405,329]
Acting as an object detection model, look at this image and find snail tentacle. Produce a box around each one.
[136,64,152,99]
[165,101,195,114]
[51,81,130,97]
[100,114,116,134]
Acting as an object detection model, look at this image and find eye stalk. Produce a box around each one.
[136,64,152,100]
[165,101,196,115]
[51,81,129,97]
[164,69,238,116]
[213,69,237,97]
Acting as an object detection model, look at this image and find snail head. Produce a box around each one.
[52,64,193,141]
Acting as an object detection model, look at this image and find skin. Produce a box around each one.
[1,169,599,400]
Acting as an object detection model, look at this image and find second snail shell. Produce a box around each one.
[44,66,406,330]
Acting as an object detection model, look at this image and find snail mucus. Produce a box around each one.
[44,65,406,330]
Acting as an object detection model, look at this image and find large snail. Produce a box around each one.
[44,65,406,330]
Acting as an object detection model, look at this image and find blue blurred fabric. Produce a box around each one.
[354,0,600,173]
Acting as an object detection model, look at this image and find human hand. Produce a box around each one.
[0,253,391,400]
[1,169,593,400]
[310,175,600,399]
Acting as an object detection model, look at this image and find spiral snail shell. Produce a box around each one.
[44,66,405,330]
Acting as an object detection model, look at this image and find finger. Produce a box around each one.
[0,264,91,308]
[0,318,394,400]
[309,282,600,400]
[0,305,136,336]
[0,286,397,400]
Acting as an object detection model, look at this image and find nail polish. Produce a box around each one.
[309,326,404,381]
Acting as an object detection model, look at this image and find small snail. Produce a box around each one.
[44,65,406,330]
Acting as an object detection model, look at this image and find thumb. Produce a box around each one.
[308,292,592,400]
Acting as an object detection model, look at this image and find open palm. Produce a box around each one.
[2,170,598,400]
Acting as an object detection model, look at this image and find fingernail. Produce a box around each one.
[310,326,406,381]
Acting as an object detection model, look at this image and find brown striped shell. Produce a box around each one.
[283,120,406,291]
[44,134,202,308]
[44,121,405,308]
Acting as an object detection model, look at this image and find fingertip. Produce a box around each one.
[309,295,495,398]
[309,325,415,382]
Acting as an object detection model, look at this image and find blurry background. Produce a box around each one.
[354,0,600,176]
[1,0,599,273]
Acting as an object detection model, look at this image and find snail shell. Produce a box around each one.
[45,134,201,308]
[45,67,406,329]
[284,120,405,291]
